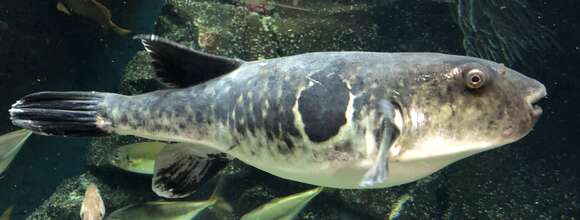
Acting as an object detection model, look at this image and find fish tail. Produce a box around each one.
[110,22,131,37]
[209,176,233,214]
[0,206,14,219]
[9,91,115,137]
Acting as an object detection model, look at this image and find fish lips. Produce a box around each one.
[526,84,547,118]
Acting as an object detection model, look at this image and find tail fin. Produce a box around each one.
[0,206,14,220]
[110,23,132,37]
[9,91,112,137]
[209,176,233,214]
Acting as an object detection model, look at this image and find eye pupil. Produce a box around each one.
[471,75,481,83]
[463,69,487,89]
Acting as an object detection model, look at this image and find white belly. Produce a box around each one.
[233,148,480,189]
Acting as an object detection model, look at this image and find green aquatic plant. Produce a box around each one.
[455,0,559,66]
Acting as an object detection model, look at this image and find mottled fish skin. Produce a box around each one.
[100,52,545,188]
[103,53,387,165]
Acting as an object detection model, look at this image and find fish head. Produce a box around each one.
[390,55,547,161]
[86,183,99,196]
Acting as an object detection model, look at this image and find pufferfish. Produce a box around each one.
[9,35,546,198]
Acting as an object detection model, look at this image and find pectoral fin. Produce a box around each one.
[56,2,72,15]
[359,100,400,187]
[152,143,229,198]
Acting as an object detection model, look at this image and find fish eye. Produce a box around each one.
[463,69,488,89]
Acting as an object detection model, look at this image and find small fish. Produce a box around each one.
[387,194,411,220]
[0,129,32,178]
[81,183,105,220]
[105,177,230,220]
[56,0,131,36]
[10,35,547,199]
[241,187,322,220]
[110,142,167,175]
[0,206,13,220]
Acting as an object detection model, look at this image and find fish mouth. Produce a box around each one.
[526,85,547,117]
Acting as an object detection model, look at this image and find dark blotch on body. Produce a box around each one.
[298,68,349,142]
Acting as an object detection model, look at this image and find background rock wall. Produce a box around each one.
[0,0,164,219]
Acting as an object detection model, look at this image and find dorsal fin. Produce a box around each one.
[134,35,244,88]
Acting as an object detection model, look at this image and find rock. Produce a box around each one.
[26,172,154,220]
[0,0,166,217]
[445,145,579,219]
[154,0,383,60]
[118,51,164,96]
